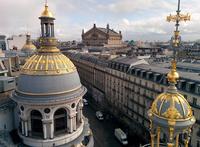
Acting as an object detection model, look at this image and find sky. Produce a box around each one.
[0,0,200,41]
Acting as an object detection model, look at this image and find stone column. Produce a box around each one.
[28,118,31,136]
[73,116,76,131]
[41,23,44,37]
[51,24,54,37]
[69,118,73,133]
[52,24,54,37]
[21,121,25,135]
[50,121,54,139]
[49,24,51,37]
[42,119,54,139]
[43,123,47,139]
[47,23,51,37]
[45,23,48,37]
[80,106,83,123]
[24,121,28,137]
[68,114,74,133]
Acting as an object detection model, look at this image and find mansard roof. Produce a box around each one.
[83,24,121,37]
[97,27,119,36]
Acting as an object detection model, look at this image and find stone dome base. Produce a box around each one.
[20,118,94,147]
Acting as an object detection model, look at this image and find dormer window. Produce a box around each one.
[186,82,195,92]
[154,74,160,82]
[193,97,197,105]
[195,84,200,94]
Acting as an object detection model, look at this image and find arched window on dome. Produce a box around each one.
[54,108,68,136]
[31,110,43,138]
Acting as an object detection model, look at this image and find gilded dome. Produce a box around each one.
[151,92,193,120]
[22,44,36,50]
[21,53,76,75]
[21,34,36,52]
[149,60,193,120]
[13,2,86,105]
[40,4,54,18]
[148,60,195,129]
[21,43,36,52]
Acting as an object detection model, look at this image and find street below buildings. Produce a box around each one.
[83,104,139,147]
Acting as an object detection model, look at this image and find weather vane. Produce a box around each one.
[166,0,190,60]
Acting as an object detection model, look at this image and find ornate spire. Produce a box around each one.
[39,1,58,53]
[21,2,76,75]
[167,0,190,48]
[166,0,190,84]
[148,1,195,147]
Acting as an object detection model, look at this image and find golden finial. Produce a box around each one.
[167,60,179,84]
[40,0,54,18]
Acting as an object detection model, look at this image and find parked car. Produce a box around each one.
[114,128,128,145]
[96,111,104,120]
[83,98,88,105]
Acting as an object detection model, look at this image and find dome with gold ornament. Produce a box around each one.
[150,89,193,121]
[13,3,86,104]
[21,44,36,52]
[21,34,36,53]
[21,52,76,75]
[148,60,195,129]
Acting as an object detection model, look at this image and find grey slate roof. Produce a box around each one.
[67,52,109,67]
[134,64,200,83]
[67,52,200,85]
[97,28,119,36]
[112,56,140,65]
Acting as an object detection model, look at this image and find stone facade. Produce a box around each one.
[66,52,200,147]
[82,24,122,47]
[16,97,85,147]
[7,35,26,50]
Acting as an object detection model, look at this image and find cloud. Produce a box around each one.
[118,11,200,41]
[97,0,174,14]
[0,0,199,41]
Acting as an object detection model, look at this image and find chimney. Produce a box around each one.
[107,24,110,34]
[107,24,110,30]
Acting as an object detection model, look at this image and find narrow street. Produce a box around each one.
[83,103,141,147]
[83,105,122,147]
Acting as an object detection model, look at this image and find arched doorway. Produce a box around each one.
[54,108,68,136]
[31,110,43,138]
